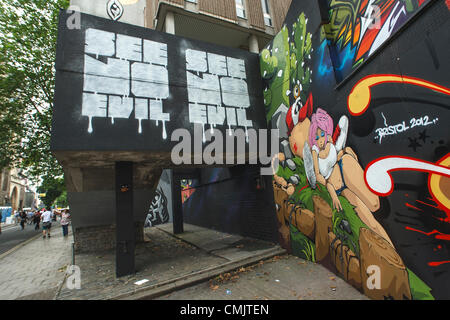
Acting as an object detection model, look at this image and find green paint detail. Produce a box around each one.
[290,224,316,262]
[276,156,366,256]
[407,268,434,300]
[260,13,313,123]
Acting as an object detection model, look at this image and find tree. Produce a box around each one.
[37,174,65,208]
[0,0,70,188]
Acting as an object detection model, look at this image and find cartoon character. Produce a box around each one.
[272,86,313,193]
[286,88,314,159]
[307,108,394,247]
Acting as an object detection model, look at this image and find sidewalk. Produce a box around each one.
[0,222,367,300]
[0,222,72,300]
[56,223,285,300]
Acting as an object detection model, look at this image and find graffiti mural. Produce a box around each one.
[322,0,432,81]
[145,188,169,227]
[181,179,196,204]
[262,0,449,299]
[144,169,173,228]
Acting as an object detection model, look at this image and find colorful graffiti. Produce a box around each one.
[261,0,448,300]
[349,76,450,269]
[322,0,432,80]
[181,179,196,204]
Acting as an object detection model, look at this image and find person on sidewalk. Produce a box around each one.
[19,211,27,230]
[33,211,41,230]
[41,208,52,239]
[60,209,71,237]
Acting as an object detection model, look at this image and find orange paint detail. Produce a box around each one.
[353,22,361,47]
[429,154,450,216]
[348,74,450,116]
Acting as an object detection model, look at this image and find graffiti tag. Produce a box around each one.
[374,113,438,144]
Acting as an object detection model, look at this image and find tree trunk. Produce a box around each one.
[359,228,412,300]
[313,195,333,262]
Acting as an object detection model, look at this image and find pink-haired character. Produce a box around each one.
[308,108,350,211]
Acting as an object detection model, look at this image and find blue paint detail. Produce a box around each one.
[317,40,333,77]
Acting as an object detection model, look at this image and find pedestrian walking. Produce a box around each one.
[33,211,41,230]
[41,208,53,239]
[19,211,27,230]
[13,210,19,224]
[60,209,71,237]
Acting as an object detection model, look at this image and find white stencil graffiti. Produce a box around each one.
[82,28,170,137]
[82,28,254,140]
[185,49,252,141]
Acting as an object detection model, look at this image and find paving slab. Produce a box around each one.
[156,255,369,300]
[0,223,72,300]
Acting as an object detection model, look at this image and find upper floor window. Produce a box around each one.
[235,0,246,19]
[261,0,272,26]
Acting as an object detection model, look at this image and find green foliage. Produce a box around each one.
[290,224,316,262]
[276,156,364,256]
[37,174,65,208]
[0,0,69,181]
[407,268,434,300]
[54,190,68,208]
[260,13,313,122]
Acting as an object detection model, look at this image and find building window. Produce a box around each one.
[261,0,272,26]
[235,0,246,19]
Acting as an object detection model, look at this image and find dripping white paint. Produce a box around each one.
[81,28,255,139]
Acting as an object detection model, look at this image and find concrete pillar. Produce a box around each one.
[115,161,135,277]
[172,172,183,234]
[165,11,175,35]
[249,34,259,53]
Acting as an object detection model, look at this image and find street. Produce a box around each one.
[0,222,44,255]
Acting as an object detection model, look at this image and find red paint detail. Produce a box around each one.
[348,75,450,117]
[298,185,308,193]
[405,193,409,197]
[286,93,314,136]
[363,155,450,198]
[428,153,450,221]
[293,143,297,152]
[286,106,294,136]
[405,202,423,212]
[332,125,341,145]
[438,245,442,249]
[444,0,450,10]
[405,226,450,241]
[415,199,440,209]
[305,93,313,118]
[428,261,450,267]
[418,0,428,7]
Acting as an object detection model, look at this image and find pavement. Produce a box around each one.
[0,221,73,300]
[0,222,368,300]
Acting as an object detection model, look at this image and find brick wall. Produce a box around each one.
[74,222,144,253]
